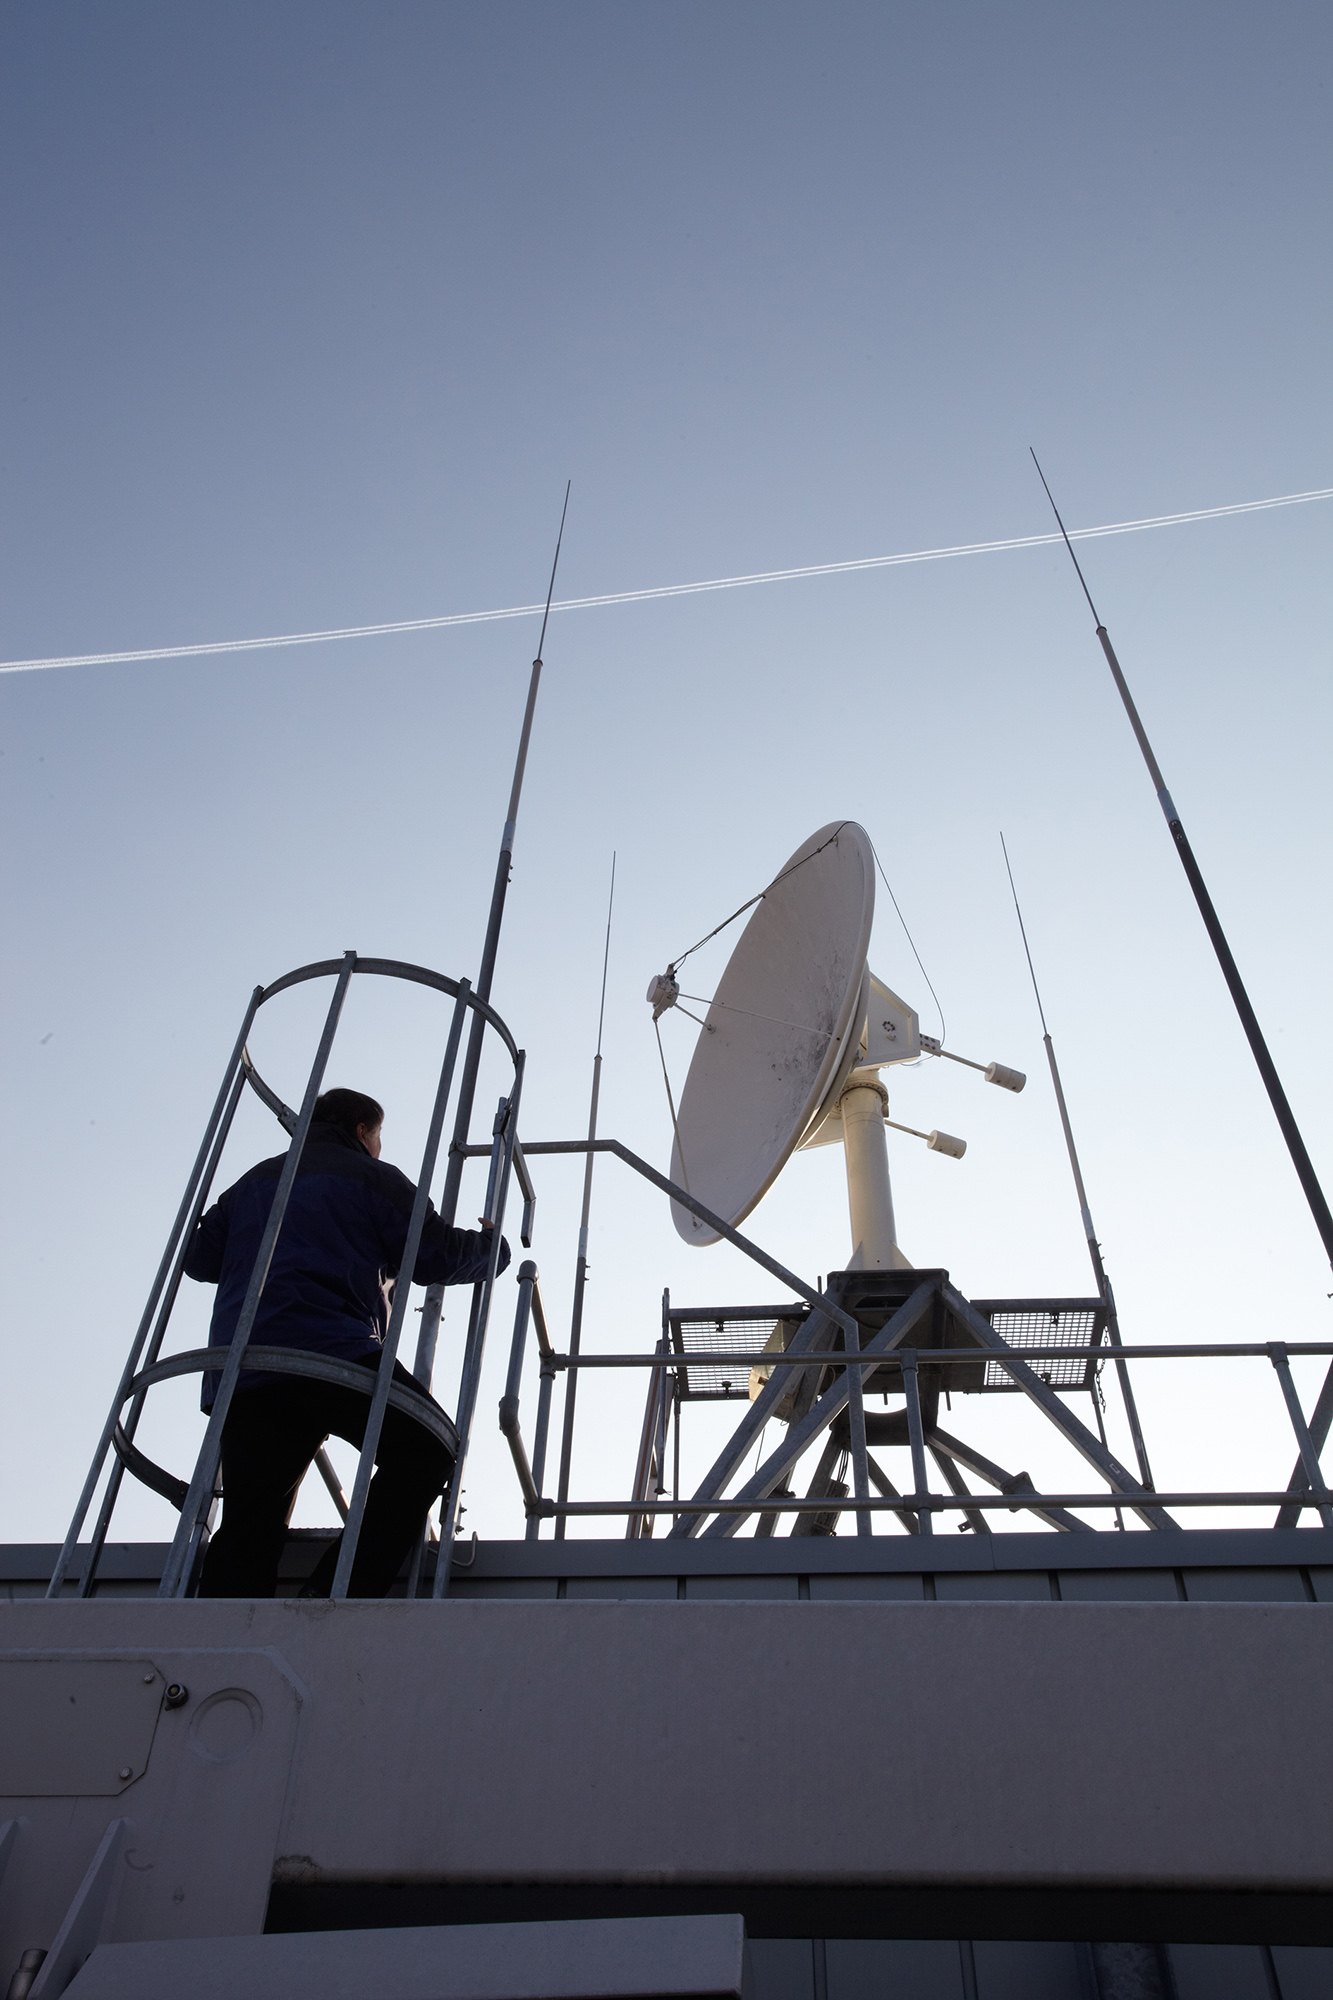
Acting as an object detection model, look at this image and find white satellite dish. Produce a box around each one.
[659,819,1008,1271]
[667,822,875,1250]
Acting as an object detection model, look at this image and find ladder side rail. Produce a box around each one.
[47,985,263,1599]
[157,952,357,1598]
[79,1062,250,1595]
[328,982,471,1599]
[434,1052,526,1596]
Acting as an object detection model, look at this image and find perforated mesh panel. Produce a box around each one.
[982,1307,1101,1390]
[671,1317,784,1400]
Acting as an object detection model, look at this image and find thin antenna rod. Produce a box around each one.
[555,855,618,1538]
[1001,834,1154,1491]
[413,485,572,1392]
[596,852,616,1058]
[1030,452,1333,1275]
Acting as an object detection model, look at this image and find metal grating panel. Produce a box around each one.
[982,1307,1101,1390]
[670,1317,784,1400]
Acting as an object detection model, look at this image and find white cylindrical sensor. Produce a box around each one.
[984,1061,1026,1093]
[926,1128,967,1159]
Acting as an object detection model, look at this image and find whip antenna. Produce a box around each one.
[414,483,572,1393]
[1030,451,1333,1274]
[1032,451,1333,1524]
[1001,834,1154,1492]
[554,853,618,1539]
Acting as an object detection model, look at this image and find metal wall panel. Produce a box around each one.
[825,1939,965,2000]
[807,1575,926,1601]
[1180,1570,1309,1603]
[1056,1570,1181,1602]
[934,1573,1055,1602]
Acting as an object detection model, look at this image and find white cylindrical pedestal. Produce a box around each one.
[840,1076,910,1270]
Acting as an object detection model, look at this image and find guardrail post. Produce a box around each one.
[434,1054,526,1597]
[1267,1343,1333,1531]
[844,1308,872,1539]
[901,1350,932,1537]
[528,1281,557,1543]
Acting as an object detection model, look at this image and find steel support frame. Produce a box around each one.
[939,1282,1176,1531]
[1267,1343,1333,1532]
[927,1424,1090,1535]
[695,1280,939,1540]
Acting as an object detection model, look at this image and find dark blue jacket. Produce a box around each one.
[184,1122,509,1404]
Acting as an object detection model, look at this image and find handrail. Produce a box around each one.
[127,1345,460,1453]
[530,1341,1333,1368]
[470,1146,1331,1538]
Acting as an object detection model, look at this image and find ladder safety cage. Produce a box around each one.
[48,953,526,1603]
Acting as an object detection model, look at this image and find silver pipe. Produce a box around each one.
[47,985,263,1599]
[434,1051,526,1596]
[901,1352,932,1537]
[328,981,471,1598]
[78,1062,250,1595]
[157,953,356,1598]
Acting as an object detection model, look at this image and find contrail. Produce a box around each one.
[3,482,1330,676]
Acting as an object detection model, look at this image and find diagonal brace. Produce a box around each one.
[941,1282,1175,1529]
[1267,1343,1333,1531]
[667,1304,842,1538]
[699,1280,939,1539]
[928,1425,1091,1534]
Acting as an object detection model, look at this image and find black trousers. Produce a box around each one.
[198,1358,453,1599]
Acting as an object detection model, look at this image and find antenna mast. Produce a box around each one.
[554,853,617,1538]
[1001,835,1154,1490]
[1033,453,1333,1523]
[1030,452,1333,1273]
[414,484,571,1389]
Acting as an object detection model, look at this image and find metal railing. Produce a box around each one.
[501,1335,1333,1537]
[482,1140,1333,1540]
[49,954,524,1601]
[54,998,1333,1591]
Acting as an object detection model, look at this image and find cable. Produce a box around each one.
[867,836,946,1047]
[668,824,848,974]
[6,482,1329,676]
[676,991,830,1041]
[1000,831,1048,1036]
[653,1017,691,1199]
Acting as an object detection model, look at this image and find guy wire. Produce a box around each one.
[867,834,946,1048]
[667,823,849,974]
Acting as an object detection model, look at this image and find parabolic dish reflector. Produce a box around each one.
[670,821,875,1245]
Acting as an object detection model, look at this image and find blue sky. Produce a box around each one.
[3,3,1331,1549]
